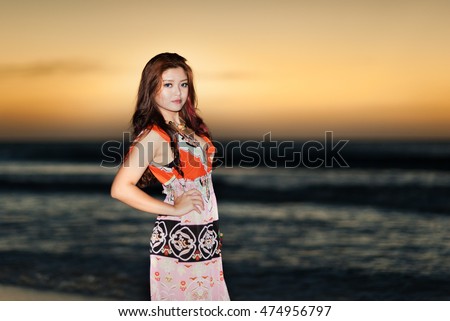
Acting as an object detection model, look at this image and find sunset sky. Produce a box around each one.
[1,0,449,141]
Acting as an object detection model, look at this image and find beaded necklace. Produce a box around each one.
[168,121,200,148]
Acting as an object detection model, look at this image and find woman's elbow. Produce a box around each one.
[110,182,123,200]
[111,180,135,200]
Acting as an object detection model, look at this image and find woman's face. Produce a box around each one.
[154,67,189,119]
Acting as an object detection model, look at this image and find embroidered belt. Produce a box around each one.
[150,220,223,262]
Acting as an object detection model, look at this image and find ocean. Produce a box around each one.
[1,140,450,300]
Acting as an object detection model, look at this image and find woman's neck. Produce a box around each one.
[161,111,181,125]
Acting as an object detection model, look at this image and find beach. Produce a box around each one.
[1,140,450,300]
[0,284,109,301]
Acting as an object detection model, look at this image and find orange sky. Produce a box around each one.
[1,0,449,140]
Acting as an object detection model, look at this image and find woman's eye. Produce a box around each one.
[163,83,172,88]
[181,82,188,88]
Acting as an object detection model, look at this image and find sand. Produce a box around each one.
[0,284,110,301]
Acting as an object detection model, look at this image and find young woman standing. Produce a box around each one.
[111,53,230,301]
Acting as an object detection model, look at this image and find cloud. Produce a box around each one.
[0,59,106,77]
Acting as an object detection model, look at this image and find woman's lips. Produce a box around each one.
[172,99,182,104]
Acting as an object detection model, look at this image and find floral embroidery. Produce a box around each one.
[150,221,167,254]
[151,221,222,262]
[199,225,218,259]
[193,250,201,261]
[169,224,197,261]
[180,280,187,292]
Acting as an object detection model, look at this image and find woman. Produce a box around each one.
[111,53,230,301]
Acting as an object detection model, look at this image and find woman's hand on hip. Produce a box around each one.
[173,189,204,216]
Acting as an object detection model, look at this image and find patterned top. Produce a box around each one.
[146,125,215,185]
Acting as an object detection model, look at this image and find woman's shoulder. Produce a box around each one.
[134,124,170,144]
[146,124,170,142]
[126,126,169,159]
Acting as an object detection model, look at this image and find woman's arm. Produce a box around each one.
[110,130,204,216]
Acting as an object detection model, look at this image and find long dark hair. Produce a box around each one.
[130,52,211,187]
